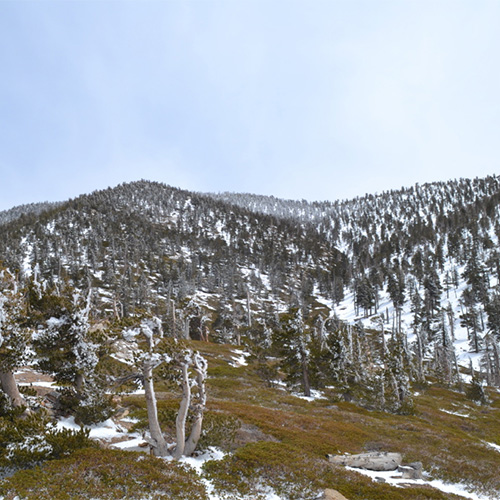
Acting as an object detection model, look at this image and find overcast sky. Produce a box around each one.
[1,1,499,211]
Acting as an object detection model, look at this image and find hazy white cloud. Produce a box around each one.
[0,1,499,210]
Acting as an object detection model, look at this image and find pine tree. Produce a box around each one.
[355,277,376,317]
[322,325,351,399]
[463,244,489,304]
[33,286,111,424]
[273,307,312,397]
[486,294,500,340]
[246,319,279,387]
[384,332,414,414]
[460,288,483,353]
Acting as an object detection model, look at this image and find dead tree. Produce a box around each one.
[124,317,207,458]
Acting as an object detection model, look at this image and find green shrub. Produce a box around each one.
[0,411,96,470]
[203,441,329,500]
[74,390,115,426]
[465,380,487,405]
[19,386,37,398]
[198,412,241,451]
[57,387,115,426]
[0,448,208,499]
[0,392,14,417]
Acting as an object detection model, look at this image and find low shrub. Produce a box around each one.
[0,411,96,470]
[203,441,330,500]
[0,448,208,499]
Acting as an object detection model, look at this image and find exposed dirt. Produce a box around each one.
[15,368,55,397]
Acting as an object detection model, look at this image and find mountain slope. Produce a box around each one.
[2,176,500,370]
[0,181,346,328]
[210,176,500,375]
[2,176,500,499]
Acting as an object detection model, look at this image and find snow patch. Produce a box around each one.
[483,441,500,453]
[440,409,471,418]
[346,466,491,500]
[291,389,326,401]
[229,349,250,367]
[56,416,126,441]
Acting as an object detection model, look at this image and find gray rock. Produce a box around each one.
[321,488,349,500]
[327,452,403,471]
[398,462,423,479]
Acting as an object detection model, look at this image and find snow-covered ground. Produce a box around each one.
[291,388,327,402]
[440,408,471,418]
[483,441,500,453]
[229,349,250,367]
[56,416,133,443]
[11,358,500,500]
[319,260,488,376]
[346,466,493,500]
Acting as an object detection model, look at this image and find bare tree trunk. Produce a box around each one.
[381,320,386,356]
[415,328,424,383]
[300,348,311,398]
[491,341,500,386]
[130,318,207,459]
[454,355,463,392]
[183,354,207,456]
[75,373,85,394]
[113,298,121,320]
[317,316,327,349]
[447,305,455,341]
[173,363,190,459]
[171,300,176,333]
[0,371,25,408]
[472,323,479,353]
[302,362,311,397]
[143,362,168,456]
[246,289,252,327]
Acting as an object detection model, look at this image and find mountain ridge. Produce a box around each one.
[2,175,500,499]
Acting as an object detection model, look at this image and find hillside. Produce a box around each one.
[0,181,346,321]
[1,176,500,499]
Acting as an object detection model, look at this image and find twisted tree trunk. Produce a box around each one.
[0,371,25,408]
[183,354,207,457]
[143,361,169,457]
[173,362,190,459]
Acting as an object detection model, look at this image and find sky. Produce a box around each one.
[1,0,500,211]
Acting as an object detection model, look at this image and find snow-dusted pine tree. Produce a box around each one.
[274,307,312,397]
[34,286,111,423]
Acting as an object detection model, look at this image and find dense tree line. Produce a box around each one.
[2,175,500,401]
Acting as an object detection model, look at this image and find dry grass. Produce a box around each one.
[4,340,500,499]
[197,341,500,499]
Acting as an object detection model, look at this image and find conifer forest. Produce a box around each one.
[1,176,500,499]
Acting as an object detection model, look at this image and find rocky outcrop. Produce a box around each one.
[398,462,423,479]
[230,423,278,450]
[327,452,402,471]
[321,488,349,500]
